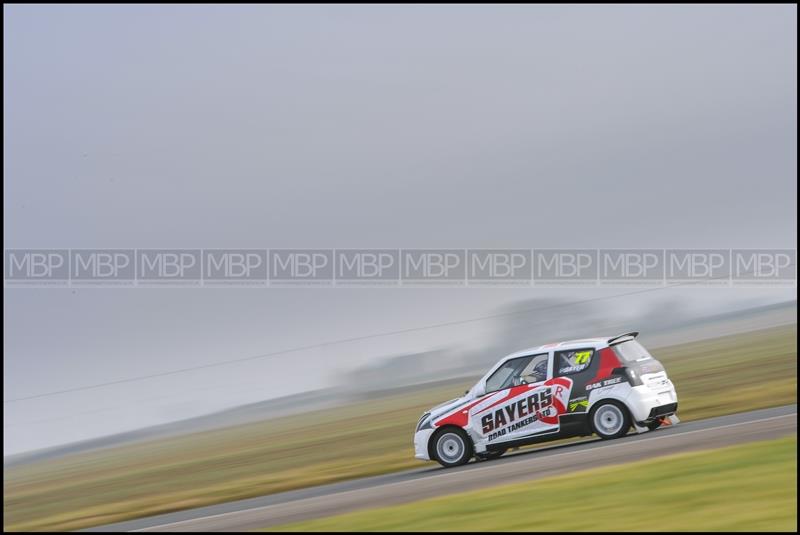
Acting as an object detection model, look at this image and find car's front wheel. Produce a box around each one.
[431,427,473,468]
[590,401,631,439]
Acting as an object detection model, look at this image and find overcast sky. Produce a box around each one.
[3,4,797,455]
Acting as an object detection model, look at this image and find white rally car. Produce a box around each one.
[414,332,679,467]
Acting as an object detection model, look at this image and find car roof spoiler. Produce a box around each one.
[607,331,639,345]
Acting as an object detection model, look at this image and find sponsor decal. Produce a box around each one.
[433,378,573,439]
[586,376,623,391]
[557,349,594,375]
[475,377,573,442]
[481,389,553,435]
[486,414,543,442]
[568,397,589,412]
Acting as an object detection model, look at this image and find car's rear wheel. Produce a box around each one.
[591,401,631,439]
[431,427,473,468]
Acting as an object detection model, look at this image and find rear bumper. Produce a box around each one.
[625,384,678,424]
[648,402,678,420]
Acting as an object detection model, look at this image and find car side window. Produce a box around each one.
[555,348,595,376]
[516,354,549,385]
[485,355,534,393]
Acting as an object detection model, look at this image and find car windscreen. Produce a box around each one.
[612,340,654,363]
[485,355,534,393]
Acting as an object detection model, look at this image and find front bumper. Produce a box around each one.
[414,428,435,461]
[624,383,678,424]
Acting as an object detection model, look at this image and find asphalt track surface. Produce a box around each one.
[88,404,797,532]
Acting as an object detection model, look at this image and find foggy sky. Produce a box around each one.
[3,4,797,454]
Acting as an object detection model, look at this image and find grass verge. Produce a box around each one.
[265,435,798,532]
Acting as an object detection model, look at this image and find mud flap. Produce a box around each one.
[471,432,487,454]
[634,413,680,433]
[655,414,680,427]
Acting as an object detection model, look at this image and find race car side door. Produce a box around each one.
[465,352,568,448]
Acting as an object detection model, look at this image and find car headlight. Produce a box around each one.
[416,412,432,432]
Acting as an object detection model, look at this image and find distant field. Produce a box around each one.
[267,435,798,532]
[3,324,797,531]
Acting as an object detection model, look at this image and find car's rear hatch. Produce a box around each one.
[611,339,677,403]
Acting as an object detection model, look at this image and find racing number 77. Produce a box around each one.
[574,351,591,364]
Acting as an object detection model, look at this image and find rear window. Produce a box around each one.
[612,340,654,362]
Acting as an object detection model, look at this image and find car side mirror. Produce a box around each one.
[473,384,486,397]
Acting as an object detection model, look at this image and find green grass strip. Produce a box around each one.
[266,435,798,532]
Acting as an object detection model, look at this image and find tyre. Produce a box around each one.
[431,427,473,468]
[590,401,631,439]
[476,448,507,461]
